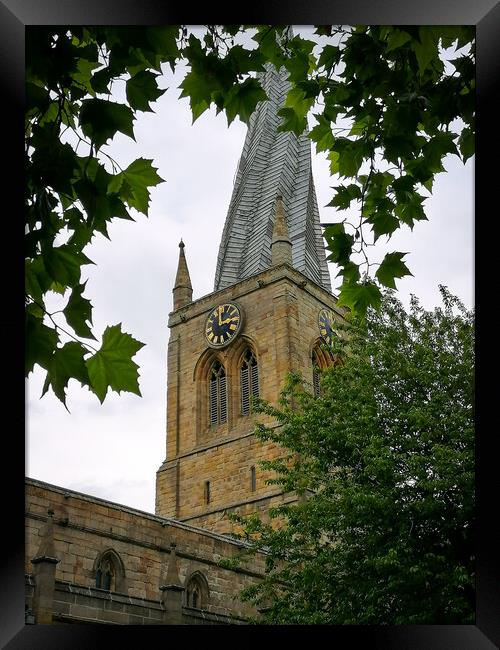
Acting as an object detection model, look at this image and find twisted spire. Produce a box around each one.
[213,62,332,292]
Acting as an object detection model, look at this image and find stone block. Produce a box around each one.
[69,603,98,620]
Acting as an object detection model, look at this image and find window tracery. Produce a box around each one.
[185,572,209,609]
[94,549,126,593]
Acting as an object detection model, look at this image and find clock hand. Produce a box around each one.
[221,316,238,325]
[218,306,223,326]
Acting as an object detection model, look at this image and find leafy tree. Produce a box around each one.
[25,27,174,406]
[223,287,474,625]
[26,26,474,406]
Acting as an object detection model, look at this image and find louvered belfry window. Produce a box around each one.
[209,360,227,426]
[241,350,259,416]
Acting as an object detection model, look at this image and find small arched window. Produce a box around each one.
[94,549,126,593]
[250,465,256,492]
[185,572,210,609]
[240,350,259,415]
[209,360,227,426]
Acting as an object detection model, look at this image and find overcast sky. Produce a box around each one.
[26,28,474,514]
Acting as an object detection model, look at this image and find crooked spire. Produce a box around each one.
[173,239,193,310]
[213,62,332,293]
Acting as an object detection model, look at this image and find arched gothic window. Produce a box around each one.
[240,349,259,415]
[185,572,210,609]
[94,549,126,593]
[209,360,227,426]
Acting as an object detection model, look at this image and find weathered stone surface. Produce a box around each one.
[25,478,265,624]
[156,263,344,534]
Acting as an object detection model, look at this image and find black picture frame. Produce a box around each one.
[4,0,498,647]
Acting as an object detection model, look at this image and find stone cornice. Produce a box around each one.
[25,477,255,550]
[168,263,347,328]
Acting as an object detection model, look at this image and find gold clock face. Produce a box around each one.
[318,308,336,346]
[205,302,243,348]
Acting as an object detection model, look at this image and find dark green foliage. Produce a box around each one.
[226,288,474,625]
[25,27,169,406]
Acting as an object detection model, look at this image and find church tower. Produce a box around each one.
[155,63,345,534]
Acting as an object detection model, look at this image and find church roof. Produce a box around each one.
[213,63,332,293]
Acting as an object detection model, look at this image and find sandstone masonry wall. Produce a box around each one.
[25,478,266,624]
[156,264,344,530]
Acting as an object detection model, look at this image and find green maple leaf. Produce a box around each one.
[412,27,439,77]
[423,132,458,174]
[277,87,317,137]
[25,258,51,305]
[336,261,360,283]
[43,245,94,289]
[367,211,400,241]
[318,44,340,70]
[278,107,307,137]
[327,184,361,210]
[340,145,365,178]
[224,77,267,125]
[309,115,334,153]
[86,324,145,403]
[126,70,165,112]
[25,312,59,374]
[337,280,382,317]
[253,26,287,69]
[458,128,474,163]
[324,223,354,266]
[394,193,427,229]
[120,158,164,216]
[226,45,266,76]
[284,52,310,84]
[285,87,315,117]
[328,150,340,175]
[386,29,412,52]
[90,66,113,94]
[179,68,219,122]
[42,342,90,407]
[64,282,96,340]
[376,252,413,289]
[80,98,135,149]
[146,26,180,67]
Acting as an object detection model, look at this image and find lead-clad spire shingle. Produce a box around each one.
[213,63,332,293]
